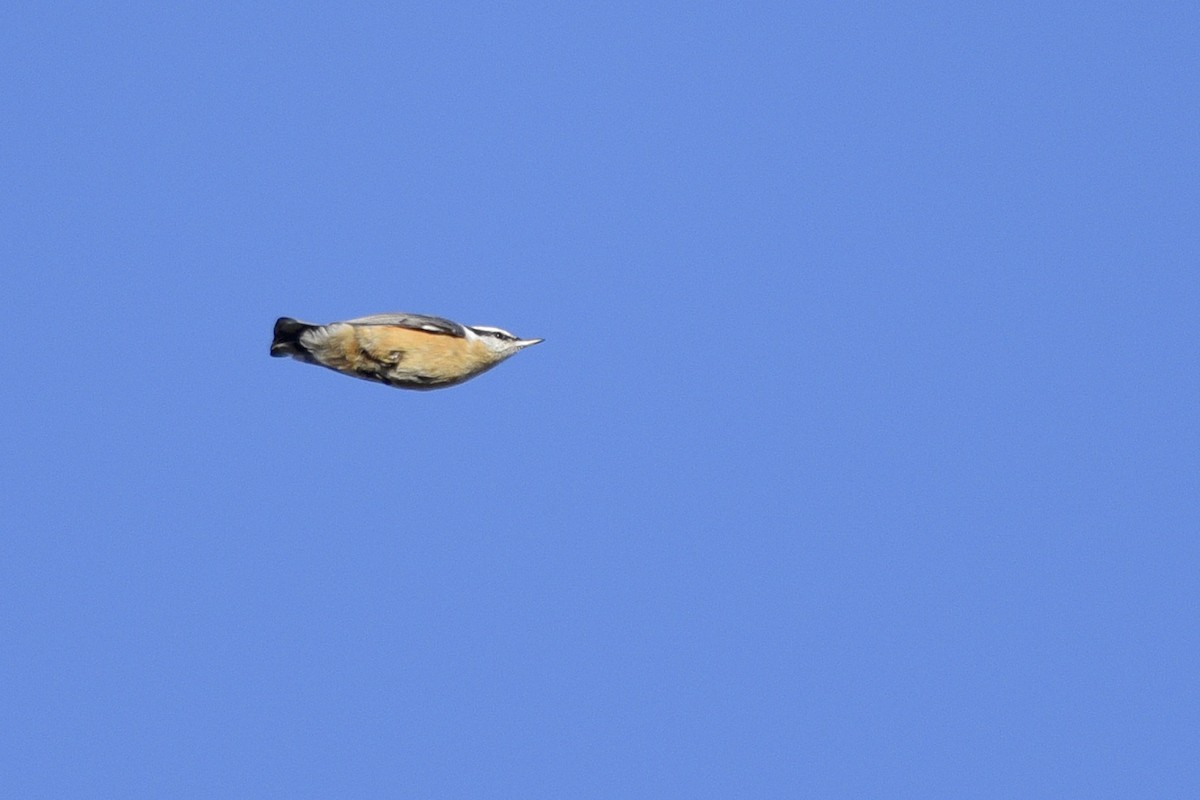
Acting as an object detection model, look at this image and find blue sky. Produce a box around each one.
[2,3,1196,796]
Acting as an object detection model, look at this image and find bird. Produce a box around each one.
[270,312,543,390]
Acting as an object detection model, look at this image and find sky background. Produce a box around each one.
[2,2,1197,797]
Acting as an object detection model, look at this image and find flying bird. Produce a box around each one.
[270,312,543,390]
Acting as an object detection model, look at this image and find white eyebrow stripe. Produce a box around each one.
[470,325,516,337]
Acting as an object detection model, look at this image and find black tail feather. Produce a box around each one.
[270,317,316,358]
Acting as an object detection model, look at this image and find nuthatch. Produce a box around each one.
[270,312,543,390]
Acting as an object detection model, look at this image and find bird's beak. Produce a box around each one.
[516,338,544,348]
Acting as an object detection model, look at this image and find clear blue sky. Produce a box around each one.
[2,3,1196,797]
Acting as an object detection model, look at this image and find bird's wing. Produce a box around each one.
[342,313,467,338]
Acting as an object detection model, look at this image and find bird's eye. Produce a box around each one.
[475,327,513,340]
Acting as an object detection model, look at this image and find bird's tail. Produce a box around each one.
[270,317,318,359]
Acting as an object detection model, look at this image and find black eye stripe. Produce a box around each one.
[472,327,516,340]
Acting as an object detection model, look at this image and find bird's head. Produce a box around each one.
[468,325,544,360]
